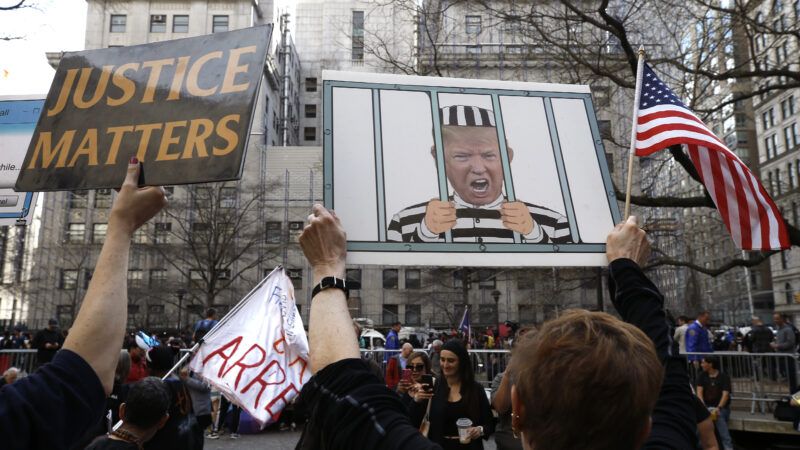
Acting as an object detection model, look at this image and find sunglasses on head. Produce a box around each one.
[408,364,426,371]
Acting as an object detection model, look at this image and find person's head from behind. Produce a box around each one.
[205,308,217,320]
[431,339,443,352]
[432,105,512,206]
[407,351,430,383]
[697,310,711,326]
[678,315,690,326]
[48,318,58,331]
[3,367,19,385]
[147,346,177,378]
[701,356,720,373]
[115,349,131,384]
[510,310,662,450]
[120,377,170,442]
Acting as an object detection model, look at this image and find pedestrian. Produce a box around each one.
[386,343,414,390]
[31,319,64,368]
[399,351,431,409]
[687,311,713,375]
[429,339,443,377]
[385,321,402,363]
[84,377,171,450]
[0,367,19,387]
[193,309,218,343]
[208,395,241,440]
[746,316,774,353]
[771,313,797,393]
[125,342,148,384]
[180,367,213,434]
[673,315,690,354]
[696,357,733,450]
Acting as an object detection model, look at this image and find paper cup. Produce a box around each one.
[456,418,473,444]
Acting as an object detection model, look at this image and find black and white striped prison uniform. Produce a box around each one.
[387,194,572,244]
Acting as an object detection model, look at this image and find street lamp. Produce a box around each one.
[491,289,501,339]
[176,288,188,331]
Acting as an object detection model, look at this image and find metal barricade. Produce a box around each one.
[684,351,799,413]
[360,348,512,388]
[0,349,37,376]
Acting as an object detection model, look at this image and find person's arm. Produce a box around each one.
[299,205,359,373]
[697,417,719,450]
[718,390,730,410]
[62,161,167,394]
[606,216,696,449]
[696,386,705,406]
[490,369,511,414]
[477,383,495,439]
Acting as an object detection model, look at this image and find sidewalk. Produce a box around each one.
[202,430,499,449]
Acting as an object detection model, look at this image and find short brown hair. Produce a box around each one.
[512,310,662,450]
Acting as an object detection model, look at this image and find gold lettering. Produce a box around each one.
[73,66,114,109]
[182,118,214,159]
[141,58,175,103]
[220,46,256,94]
[105,126,135,165]
[27,130,76,169]
[107,63,140,107]
[68,129,99,167]
[134,123,163,161]
[213,114,239,156]
[167,56,191,101]
[186,51,222,97]
[47,69,79,117]
[156,120,187,161]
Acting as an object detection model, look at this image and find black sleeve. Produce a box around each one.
[692,395,710,423]
[608,259,696,450]
[475,383,495,439]
[0,349,106,450]
[721,374,732,395]
[295,359,442,450]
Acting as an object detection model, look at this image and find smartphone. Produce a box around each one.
[420,374,435,392]
[401,368,412,383]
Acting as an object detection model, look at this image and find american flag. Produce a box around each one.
[635,63,790,250]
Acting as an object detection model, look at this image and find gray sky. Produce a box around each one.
[0,0,87,95]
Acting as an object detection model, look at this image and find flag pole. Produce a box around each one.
[624,46,647,219]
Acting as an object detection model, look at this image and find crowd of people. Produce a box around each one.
[1,161,799,450]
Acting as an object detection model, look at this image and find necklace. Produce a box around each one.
[109,428,144,450]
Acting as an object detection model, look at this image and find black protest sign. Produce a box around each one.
[15,25,272,191]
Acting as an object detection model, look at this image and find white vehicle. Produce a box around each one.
[361,329,386,350]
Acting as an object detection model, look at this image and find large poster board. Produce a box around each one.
[323,71,620,266]
[15,25,272,192]
[0,96,41,225]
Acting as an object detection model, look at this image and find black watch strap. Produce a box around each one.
[312,277,350,299]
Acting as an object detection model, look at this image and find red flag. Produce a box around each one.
[635,63,790,250]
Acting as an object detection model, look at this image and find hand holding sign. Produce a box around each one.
[424,199,457,234]
[299,204,347,280]
[109,159,168,236]
[605,216,650,267]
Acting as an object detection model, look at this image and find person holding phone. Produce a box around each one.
[410,340,494,449]
[399,352,431,408]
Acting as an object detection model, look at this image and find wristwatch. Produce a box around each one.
[478,426,484,436]
[312,276,350,299]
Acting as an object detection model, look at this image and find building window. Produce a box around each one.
[305,104,317,118]
[382,304,398,325]
[790,163,796,189]
[191,222,210,232]
[287,268,302,289]
[598,120,612,139]
[189,269,204,281]
[110,14,126,33]
[785,126,794,151]
[150,269,167,287]
[60,270,78,289]
[219,187,237,208]
[466,45,482,55]
[505,45,524,54]
[465,15,482,34]
[212,15,229,33]
[133,226,148,244]
[154,222,171,244]
[289,221,304,241]
[518,274,535,290]
[266,222,282,243]
[406,304,421,325]
[405,269,421,289]
[791,123,799,148]
[128,269,143,286]
[352,11,364,61]
[304,127,316,141]
[194,186,211,208]
[69,191,88,209]
[477,269,496,289]
[786,283,793,304]
[605,152,614,173]
[217,268,231,280]
[92,223,108,244]
[66,223,85,243]
[518,304,536,323]
[346,268,362,286]
[479,303,497,325]
[173,15,189,33]
[383,269,398,289]
[94,189,112,208]
[150,14,166,33]
[305,77,317,92]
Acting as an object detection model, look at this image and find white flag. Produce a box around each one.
[188,267,310,427]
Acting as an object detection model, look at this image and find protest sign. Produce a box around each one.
[323,71,620,267]
[15,25,271,192]
[0,96,41,225]
[188,267,310,427]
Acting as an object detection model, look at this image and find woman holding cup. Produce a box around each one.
[411,340,494,449]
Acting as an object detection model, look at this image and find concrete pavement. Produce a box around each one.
[202,430,499,449]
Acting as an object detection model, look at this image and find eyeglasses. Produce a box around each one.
[408,364,426,371]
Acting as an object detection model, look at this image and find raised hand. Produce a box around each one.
[500,201,534,234]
